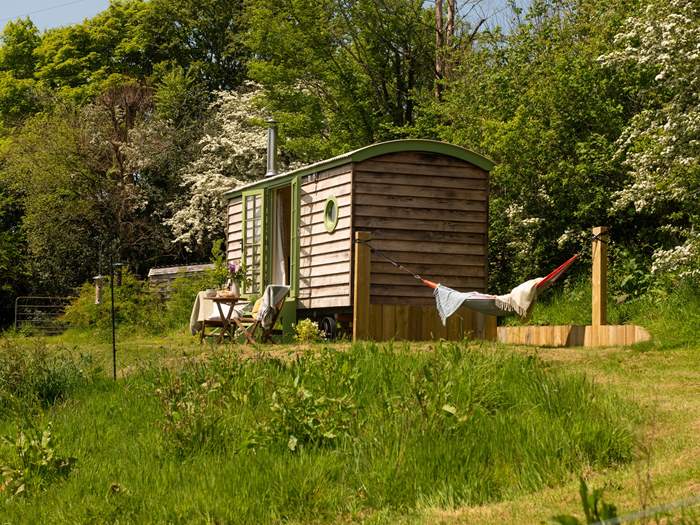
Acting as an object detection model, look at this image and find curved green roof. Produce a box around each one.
[226,139,494,196]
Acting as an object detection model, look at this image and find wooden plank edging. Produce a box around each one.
[497,324,652,347]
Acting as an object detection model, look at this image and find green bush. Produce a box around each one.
[293,319,325,343]
[161,271,220,332]
[62,271,164,335]
[62,241,228,335]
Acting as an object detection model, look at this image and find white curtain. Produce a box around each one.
[272,197,287,285]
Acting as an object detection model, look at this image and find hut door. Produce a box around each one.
[271,186,291,286]
[241,190,266,296]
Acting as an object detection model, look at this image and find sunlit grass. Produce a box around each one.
[0,339,639,524]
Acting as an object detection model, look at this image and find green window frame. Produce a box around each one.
[323,196,339,233]
[241,189,266,296]
[289,176,301,298]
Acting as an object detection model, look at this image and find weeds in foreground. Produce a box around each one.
[550,477,700,525]
[550,478,619,524]
[0,423,76,497]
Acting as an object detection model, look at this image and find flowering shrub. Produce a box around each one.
[166,83,269,250]
[293,319,325,343]
[601,0,700,282]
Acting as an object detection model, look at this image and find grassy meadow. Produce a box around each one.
[0,282,698,523]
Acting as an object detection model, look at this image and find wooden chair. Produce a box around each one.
[199,318,223,343]
[238,285,290,344]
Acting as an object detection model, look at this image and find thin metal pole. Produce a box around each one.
[110,253,116,381]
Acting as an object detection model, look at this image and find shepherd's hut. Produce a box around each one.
[225,128,496,341]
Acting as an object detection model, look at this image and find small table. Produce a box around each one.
[211,296,255,344]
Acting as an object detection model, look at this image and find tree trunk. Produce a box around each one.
[446,0,455,77]
[435,0,444,99]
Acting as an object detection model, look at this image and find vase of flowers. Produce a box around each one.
[226,261,246,298]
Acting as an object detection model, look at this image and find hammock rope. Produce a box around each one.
[355,230,606,293]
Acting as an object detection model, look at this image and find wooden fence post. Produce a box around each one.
[592,226,608,327]
[353,231,371,341]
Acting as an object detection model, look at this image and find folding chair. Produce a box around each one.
[238,285,290,344]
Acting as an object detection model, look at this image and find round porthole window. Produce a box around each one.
[324,196,339,233]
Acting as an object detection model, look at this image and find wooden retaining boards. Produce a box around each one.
[367,304,497,342]
[496,324,651,347]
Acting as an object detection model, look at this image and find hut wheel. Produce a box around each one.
[319,316,337,340]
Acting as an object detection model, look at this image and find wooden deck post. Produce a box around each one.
[353,231,371,341]
[592,226,608,327]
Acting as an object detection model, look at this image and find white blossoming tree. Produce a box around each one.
[602,0,700,281]
[167,83,269,251]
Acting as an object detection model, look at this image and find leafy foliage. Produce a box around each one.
[293,318,326,343]
[151,342,637,512]
[0,339,93,417]
[246,0,435,159]
[550,478,618,524]
[601,0,700,283]
[166,84,269,249]
[0,0,698,326]
[62,271,163,335]
[0,424,76,498]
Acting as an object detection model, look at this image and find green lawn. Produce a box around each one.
[0,325,698,524]
[0,332,636,522]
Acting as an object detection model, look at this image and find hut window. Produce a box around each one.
[324,196,339,233]
[243,192,264,294]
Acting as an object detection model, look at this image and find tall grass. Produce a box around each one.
[0,339,96,416]
[0,342,639,523]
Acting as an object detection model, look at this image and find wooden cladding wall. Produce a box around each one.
[226,197,243,264]
[353,151,489,305]
[298,167,353,309]
[369,305,496,342]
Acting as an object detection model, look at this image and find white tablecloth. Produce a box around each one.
[189,292,249,335]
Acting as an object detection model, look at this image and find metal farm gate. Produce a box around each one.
[14,296,71,335]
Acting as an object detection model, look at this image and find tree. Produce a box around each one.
[0,19,42,127]
[0,80,194,291]
[32,0,248,101]
[0,184,27,325]
[601,0,700,282]
[246,0,435,159]
[33,1,148,99]
[138,0,248,91]
[166,83,268,253]
[0,105,105,292]
[0,18,40,79]
[431,0,639,289]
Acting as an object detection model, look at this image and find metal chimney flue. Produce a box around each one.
[265,118,278,177]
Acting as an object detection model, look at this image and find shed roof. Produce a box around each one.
[224,139,494,198]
